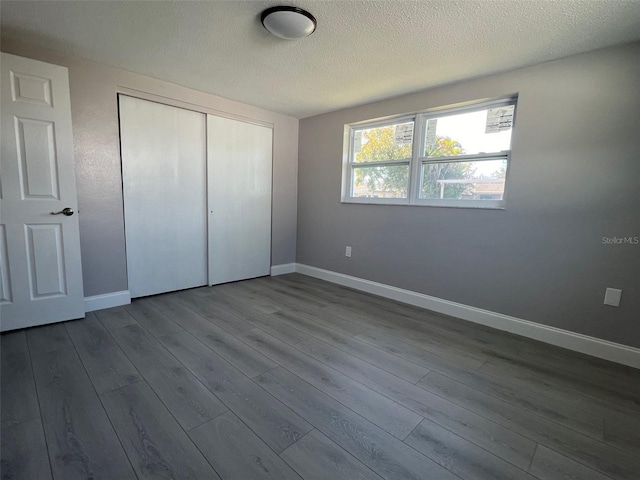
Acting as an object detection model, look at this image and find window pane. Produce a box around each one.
[421,159,507,200]
[354,121,414,163]
[423,105,514,157]
[352,164,409,198]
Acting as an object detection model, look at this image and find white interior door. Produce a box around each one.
[207,115,272,285]
[119,95,207,298]
[0,53,85,331]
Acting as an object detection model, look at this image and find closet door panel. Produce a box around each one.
[120,96,207,298]
[207,115,272,285]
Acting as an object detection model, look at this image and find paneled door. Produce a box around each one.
[207,115,272,285]
[0,53,85,331]
[119,95,208,298]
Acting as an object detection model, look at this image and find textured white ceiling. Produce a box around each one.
[2,1,640,118]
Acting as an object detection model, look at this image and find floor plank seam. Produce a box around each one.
[94,386,146,479]
[251,358,420,442]
[185,408,230,432]
[412,372,637,478]
[23,331,56,480]
[418,369,607,441]
[264,310,431,385]
[68,323,141,479]
[526,442,539,472]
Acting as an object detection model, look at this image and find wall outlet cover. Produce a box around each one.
[604,288,622,307]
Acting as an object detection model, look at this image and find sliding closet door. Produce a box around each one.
[207,115,272,285]
[120,95,207,297]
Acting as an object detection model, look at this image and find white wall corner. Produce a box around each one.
[84,290,131,312]
[295,263,640,369]
[270,263,297,276]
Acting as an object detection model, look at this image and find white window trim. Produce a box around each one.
[341,97,516,209]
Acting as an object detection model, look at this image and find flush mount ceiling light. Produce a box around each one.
[261,6,317,40]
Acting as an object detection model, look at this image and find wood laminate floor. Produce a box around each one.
[2,273,639,480]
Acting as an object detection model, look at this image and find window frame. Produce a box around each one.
[341,97,517,208]
[343,115,416,205]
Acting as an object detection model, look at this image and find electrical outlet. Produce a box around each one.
[604,288,622,307]
[345,246,352,258]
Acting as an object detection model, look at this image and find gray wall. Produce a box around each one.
[297,43,640,348]
[1,40,299,297]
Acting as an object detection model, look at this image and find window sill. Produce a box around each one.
[340,198,505,210]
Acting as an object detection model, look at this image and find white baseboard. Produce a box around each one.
[295,263,640,369]
[270,263,297,276]
[84,290,131,312]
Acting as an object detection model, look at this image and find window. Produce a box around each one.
[342,98,516,208]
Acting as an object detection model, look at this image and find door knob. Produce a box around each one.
[51,207,74,216]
